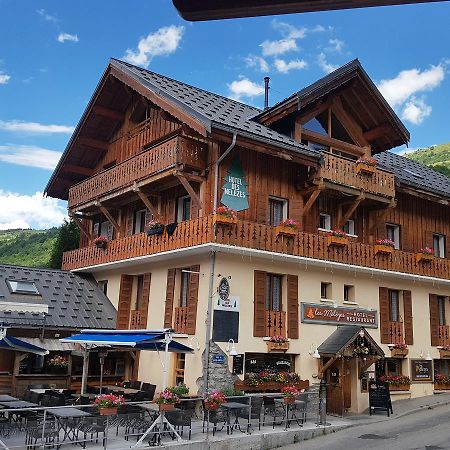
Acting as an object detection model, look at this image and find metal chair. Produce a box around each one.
[141,383,156,401]
[202,403,227,436]
[236,396,264,431]
[166,408,194,440]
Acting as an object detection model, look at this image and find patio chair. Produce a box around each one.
[262,397,285,428]
[131,381,142,390]
[141,383,156,400]
[122,381,131,388]
[166,408,194,440]
[202,405,227,436]
[25,418,59,450]
[77,416,107,448]
[236,396,264,431]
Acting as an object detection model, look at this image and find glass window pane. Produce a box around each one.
[265,275,271,310]
[390,291,399,322]
[272,276,281,311]
[180,271,189,307]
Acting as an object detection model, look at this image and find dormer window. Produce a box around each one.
[6,280,40,295]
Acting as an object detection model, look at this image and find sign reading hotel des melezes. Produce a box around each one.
[221,156,249,211]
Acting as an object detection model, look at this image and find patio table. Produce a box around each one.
[0,396,18,402]
[275,399,306,430]
[100,385,141,396]
[222,402,250,434]
[48,407,91,444]
[30,389,67,395]
[0,401,38,409]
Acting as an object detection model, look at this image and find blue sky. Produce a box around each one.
[0,0,449,229]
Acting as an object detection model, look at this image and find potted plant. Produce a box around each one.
[213,206,238,225]
[47,355,69,374]
[378,375,411,391]
[327,229,349,247]
[267,335,289,352]
[439,345,450,358]
[168,384,189,398]
[155,389,180,412]
[355,156,377,175]
[375,238,395,255]
[434,374,450,390]
[204,390,226,411]
[353,345,369,357]
[282,385,300,404]
[234,371,309,392]
[416,247,434,263]
[275,219,300,237]
[390,343,409,358]
[146,219,165,236]
[95,393,125,416]
[93,236,108,249]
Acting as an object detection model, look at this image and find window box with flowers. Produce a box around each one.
[327,230,349,247]
[434,374,450,390]
[235,371,309,392]
[282,385,301,404]
[146,220,165,236]
[275,219,300,237]
[203,390,227,411]
[267,335,289,352]
[93,236,108,249]
[155,389,180,412]
[95,394,125,415]
[213,206,238,226]
[439,346,450,359]
[378,375,411,391]
[375,239,395,255]
[416,247,434,263]
[355,157,377,175]
[390,343,408,358]
[47,355,69,374]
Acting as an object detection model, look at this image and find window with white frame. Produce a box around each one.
[321,282,332,300]
[319,213,331,231]
[433,234,446,258]
[343,219,355,236]
[265,273,282,311]
[389,290,400,322]
[134,209,147,234]
[179,269,190,307]
[386,224,400,249]
[344,285,355,302]
[268,197,288,226]
[177,196,191,222]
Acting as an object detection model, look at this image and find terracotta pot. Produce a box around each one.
[388,384,410,391]
[213,214,237,226]
[99,407,118,416]
[416,252,434,263]
[434,383,450,390]
[375,244,394,255]
[204,403,219,411]
[327,236,349,247]
[283,397,295,404]
[275,225,297,237]
[267,341,289,352]
[159,403,175,412]
[356,163,376,175]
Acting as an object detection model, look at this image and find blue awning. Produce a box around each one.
[61,329,193,353]
[0,335,48,356]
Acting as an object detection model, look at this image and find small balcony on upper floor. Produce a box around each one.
[68,134,207,211]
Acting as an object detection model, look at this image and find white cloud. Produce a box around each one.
[271,20,307,39]
[123,25,184,68]
[377,65,445,108]
[260,39,297,57]
[0,190,66,230]
[274,58,308,74]
[0,120,74,134]
[401,97,432,125]
[0,145,62,170]
[245,55,269,73]
[0,73,10,84]
[37,9,58,22]
[326,38,344,53]
[317,52,338,74]
[312,25,327,33]
[228,78,264,101]
[57,33,79,43]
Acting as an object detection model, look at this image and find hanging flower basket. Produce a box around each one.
[355,157,377,175]
[213,207,238,225]
[275,219,300,237]
[327,230,349,247]
[416,248,434,263]
[375,239,395,255]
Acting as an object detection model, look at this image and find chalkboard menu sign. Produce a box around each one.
[232,354,244,375]
[368,380,392,417]
[212,310,239,342]
[411,359,433,382]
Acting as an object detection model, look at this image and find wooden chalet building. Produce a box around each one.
[45,59,450,415]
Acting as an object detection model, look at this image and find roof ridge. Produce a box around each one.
[0,263,72,275]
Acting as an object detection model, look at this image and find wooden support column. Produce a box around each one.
[132,183,161,219]
[12,352,27,396]
[69,213,92,240]
[302,182,324,216]
[293,117,302,142]
[319,356,337,379]
[338,191,365,229]
[174,171,203,210]
[95,202,120,233]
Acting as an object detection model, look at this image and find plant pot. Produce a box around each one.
[434,383,450,390]
[283,397,295,405]
[416,252,434,263]
[375,244,394,255]
[267,341,289,352]
[391,348,409,358]
[275,225,297,237]
[388,384,410,391]
[159,403,175,412]
[213,214,237,226]
[204,403,219,411]
[327,236,349,247]
[439,349,450,358]
[147,226,164,236]
[99,407,118,416]
[356,163,376,175]
[95,242,107,249]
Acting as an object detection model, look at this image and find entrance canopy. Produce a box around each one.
[0,331,48,356]
[61,329,194,353]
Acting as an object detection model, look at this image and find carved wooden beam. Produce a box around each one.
[92,105,125,122]
[369,198,397,237]
[132,183,160,219]
[363,124,391,141]
[95,202,120,233]
[69,213,92,240]
[302,181,324,216]
[338,191,365,228]
[319,356,337,379]
[174,171,203,210]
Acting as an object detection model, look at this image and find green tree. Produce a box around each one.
[48,219,80,269]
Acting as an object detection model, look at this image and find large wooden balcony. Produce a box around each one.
[68,135,207,209]
[62,216,450,281]
[320,153,395,199]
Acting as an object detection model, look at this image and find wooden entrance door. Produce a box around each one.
[326,359,352,416]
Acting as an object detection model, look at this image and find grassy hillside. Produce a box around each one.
[406,142,450,177]
[0,228,59,268]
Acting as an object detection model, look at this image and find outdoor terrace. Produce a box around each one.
[62,216,450,281]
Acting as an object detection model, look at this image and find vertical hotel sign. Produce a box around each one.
[220,156,249,211]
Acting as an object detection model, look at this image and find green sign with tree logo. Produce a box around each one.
[220,156,249,211]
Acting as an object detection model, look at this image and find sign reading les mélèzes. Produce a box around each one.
[301,303,378,328]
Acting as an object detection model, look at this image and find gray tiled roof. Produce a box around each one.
[374,151,450,199]
[0,264,116,330]
[110,59,320,160]
[318,325,362,355]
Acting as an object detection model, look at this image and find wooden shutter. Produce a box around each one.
[139,273,151,328]
[289,198,303,224]
[254,270,267,337]
[401,227,412,252]
[117,275,133,329]
[164,269,176,328]
[403,290,413,345]
[126,209,134,236]
[256,193,268,224]
[425,231,434,249]
[429,294,440,346]
[286,275,299,339]
[186,265,200,335]
[379,287,390,344]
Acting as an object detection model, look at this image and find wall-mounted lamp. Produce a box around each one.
[226,339,238,357]
[309,344,321,359]
[425,351,433,361]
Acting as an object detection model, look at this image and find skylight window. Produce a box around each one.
[6,280,40,295]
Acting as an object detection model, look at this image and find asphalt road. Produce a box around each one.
[279,404,450,450]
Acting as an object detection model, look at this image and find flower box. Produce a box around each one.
[284,397,295,404]
[267,341,289,352]
[275,225,297,237]
[159,403,175,412]
[389,384,410,391]
[327,236,349,247]
[99,407,118,416]
[375,244,394,255]
[356,162,376,175]
[434,383,450,390]
[416,252,434,263]
[95,241,107,249]
[439,349,450,358]
[147,225,164,236]
[234,380,309,393]
[391,348,408,358]
[213,214,238,226]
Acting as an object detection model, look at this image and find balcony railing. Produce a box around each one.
[320,153,395,198]
[63,217,450,282]
[174,306,188,334]
[129,310,143,329]
[264,310,286,337]
[388,321,404,344]
[68,135,207,209]
[438,325,450,347]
